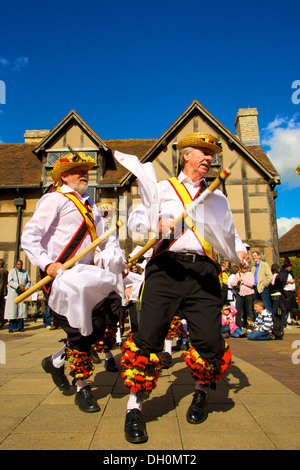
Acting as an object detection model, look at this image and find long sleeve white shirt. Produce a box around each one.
[21,184,125,272]
[128,172,246,257]
[21,185,126,336]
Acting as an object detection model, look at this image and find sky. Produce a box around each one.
[0,0,299,238]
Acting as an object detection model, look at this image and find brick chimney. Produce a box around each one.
[24,130,50,144]
[234,108,260,145]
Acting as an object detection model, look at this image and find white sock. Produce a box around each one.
[116,324,122,343]
[105,351,113,361]
[127,391,142,412]
[76,379,88,392]
[164,338,173,355]
[51,346,65,368]
[182,320,189,343]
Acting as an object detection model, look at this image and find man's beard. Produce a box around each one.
[73,179,89,195]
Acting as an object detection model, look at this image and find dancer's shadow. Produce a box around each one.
[223,360,251,394]
[141,356,251,423]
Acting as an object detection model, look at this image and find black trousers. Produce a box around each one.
[235,293,254,327]
[133,253,224,361]
[51,291,122,352]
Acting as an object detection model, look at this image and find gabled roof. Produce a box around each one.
[0,143,42,188]
[0,101,281,190]
[279,224,300,253]
[183,101,280,181]
[109,100,280,187]
[33,110,109,155]
[244,145,279,177]
[101,139,158,185]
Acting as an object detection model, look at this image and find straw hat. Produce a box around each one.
[97,202,118,212]
[176,132,222,154]
[51,152,95,182]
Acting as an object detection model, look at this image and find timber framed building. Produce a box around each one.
[0,100,281,282]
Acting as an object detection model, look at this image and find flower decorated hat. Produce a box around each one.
[176,132,222,154]
[51,152,95,182]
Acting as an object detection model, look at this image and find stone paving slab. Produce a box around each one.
[0,319,300,450]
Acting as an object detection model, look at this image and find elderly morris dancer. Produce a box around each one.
[120,132,250,443]
[21,152,126,413]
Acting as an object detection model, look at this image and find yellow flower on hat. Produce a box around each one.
[51,152,95,182]
[176,132,222,154]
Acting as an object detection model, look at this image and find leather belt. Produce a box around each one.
[161,251,209,263]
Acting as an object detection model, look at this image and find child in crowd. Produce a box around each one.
[221,304,247,338]
[247,299,273,341]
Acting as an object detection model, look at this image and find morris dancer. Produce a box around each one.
[21,152,126,413]
[120,132,250,443]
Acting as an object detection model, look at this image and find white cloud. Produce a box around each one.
[12,56,29,72]
[0,57,10,68]
[0,55,29,72]
[277,217,300,238]
[262,115,300,188]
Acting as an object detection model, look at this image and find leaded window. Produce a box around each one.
[46,151,97,166]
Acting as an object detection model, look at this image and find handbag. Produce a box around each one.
[15,269,24,295]
[235,274,241,293]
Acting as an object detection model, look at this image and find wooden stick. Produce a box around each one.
[14,219,124,305]
[127,161,238,265]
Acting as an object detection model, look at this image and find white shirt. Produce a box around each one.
[284,274,296,292]
[21,185,126,336]
[21,184,125,272]
[128,172,246,257]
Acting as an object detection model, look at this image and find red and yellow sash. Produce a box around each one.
[41,190,98,300]
[56,189,98,243]
[153,177,215,263]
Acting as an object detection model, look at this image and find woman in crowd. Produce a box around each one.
[4,259,31,332]
[230,264,254,329]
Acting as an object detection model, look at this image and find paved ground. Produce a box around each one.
[0,318,299,451]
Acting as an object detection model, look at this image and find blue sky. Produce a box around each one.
[0,0,299,237]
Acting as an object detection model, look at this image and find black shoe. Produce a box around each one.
[186,390,209,424]
[0,320,8,329]
[105,357,118,372]
[75,386,100,413]
[91,349,101,364]
[41,356,70,392]
[161,351,172,369]
[124,409,148,443]
[31,309,41,322]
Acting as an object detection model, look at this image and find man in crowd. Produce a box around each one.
[251,251,273,315]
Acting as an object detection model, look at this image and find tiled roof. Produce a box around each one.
[279,224,300,253]
[245,145,279,177]
[0,138,279,189]
[0,143,42,187]
[0,101,280,189]
[102,139,158,185]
